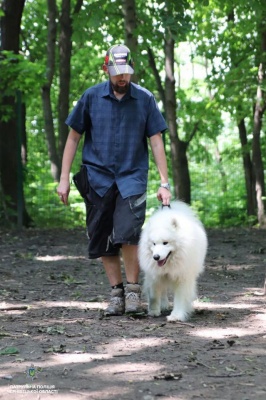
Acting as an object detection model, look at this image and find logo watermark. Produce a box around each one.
[8,384,58,394]
[8,364,59,394]
[25,364,41,380]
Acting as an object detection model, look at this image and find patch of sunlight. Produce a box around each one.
[50,337,172,367]
[34,300,105,310]
[35,255,86,261]
[0,300,106,313]
[194,300,260,310]
[190,326,252,339]
[51,353,111,363]
[90,360,162,379]
[95,336,172,354]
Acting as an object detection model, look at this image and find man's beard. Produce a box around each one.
[111,81,130,94]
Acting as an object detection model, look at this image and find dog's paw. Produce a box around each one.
[148,309,161,317]
[166,312,188,322]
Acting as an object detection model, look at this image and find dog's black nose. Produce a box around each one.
[153,254,160,261]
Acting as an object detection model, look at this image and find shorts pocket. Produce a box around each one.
[129,192,147,220]
[73,165,89,198]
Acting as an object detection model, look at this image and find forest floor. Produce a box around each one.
[0,226,265,400]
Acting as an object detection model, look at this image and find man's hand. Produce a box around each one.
[157,187,171,206]
[57,179,70,205]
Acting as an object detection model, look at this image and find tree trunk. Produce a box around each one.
[252,86,266,225]
[0,0,31,227]
[41,0,60,181]
[164,37,190,203]
[227,8,265,224]
[252,25,266,226]
[43,0,83,180]
[122,0,138,83]
[42,84,61,180]
[147,46,166,107]
[58,0,72,161]
[237,118,256,216]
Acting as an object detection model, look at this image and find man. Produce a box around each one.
[57,44,171,316]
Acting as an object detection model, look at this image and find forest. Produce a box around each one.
[0,0,266,229]
[0,3,266,399]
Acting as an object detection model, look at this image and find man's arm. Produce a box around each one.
[149,133,172,206]
[57,129,82,205]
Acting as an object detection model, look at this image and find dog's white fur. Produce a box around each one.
[138,201,208,322]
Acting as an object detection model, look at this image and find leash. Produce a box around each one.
[161,204,171,209]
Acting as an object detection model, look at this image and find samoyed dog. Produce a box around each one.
[138,201,208,322]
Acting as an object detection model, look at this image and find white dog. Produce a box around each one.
[138,201,208,322]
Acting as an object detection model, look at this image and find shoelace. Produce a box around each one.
[125,292,140,301]
[109,296,124,306]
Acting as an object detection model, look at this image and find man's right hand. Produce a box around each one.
[57,179,70,205]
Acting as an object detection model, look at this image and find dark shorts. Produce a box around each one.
[84,183,146,259]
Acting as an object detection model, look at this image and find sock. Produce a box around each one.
[127,282,139,285]
[112,282,124,291]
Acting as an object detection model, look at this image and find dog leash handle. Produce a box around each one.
[161,204,171,209]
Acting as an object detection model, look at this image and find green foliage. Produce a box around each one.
[0,51,45,120]
[24,180,85,228]
[24,124,85,228]
[1,0,265,228]
[190,0,264,119]
[191,159,249,227]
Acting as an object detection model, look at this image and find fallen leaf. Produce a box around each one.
[0,346,19,355]
[154,372,182,381]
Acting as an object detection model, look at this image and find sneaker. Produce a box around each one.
[105,288,125,316]
[125,284,142,313]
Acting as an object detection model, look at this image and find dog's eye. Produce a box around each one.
[163,242,168,245]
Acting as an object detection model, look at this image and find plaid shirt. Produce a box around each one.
[66,81,167,198]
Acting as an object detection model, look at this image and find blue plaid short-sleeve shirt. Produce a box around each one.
[66,81,167,198]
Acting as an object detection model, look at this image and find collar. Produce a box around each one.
[101,81,138,100]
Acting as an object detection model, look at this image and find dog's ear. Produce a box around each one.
[171,217,179,229]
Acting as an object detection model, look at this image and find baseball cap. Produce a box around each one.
[104,44,134,76]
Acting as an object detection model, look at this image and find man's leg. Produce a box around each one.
[102,255,123,286]
[102,255,125,316]
[122,244,142,313]
[121,244,139,283]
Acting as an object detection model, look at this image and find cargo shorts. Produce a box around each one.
[84,183,147,259]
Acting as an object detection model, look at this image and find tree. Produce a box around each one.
[252,12,266,226]
[6,0,264,228]
[191,0,266,225]
[41,0,60,181]
[0,0,30,226]
[41,0,83,181]
[139,0,193,202]
[123,0,138,83]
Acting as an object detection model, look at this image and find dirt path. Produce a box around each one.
[0,227,265,400]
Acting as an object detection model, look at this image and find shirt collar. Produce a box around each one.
[101,81,138,100]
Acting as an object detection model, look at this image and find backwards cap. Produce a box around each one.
[104,44,134,76]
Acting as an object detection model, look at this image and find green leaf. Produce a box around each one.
[0,347,20,355]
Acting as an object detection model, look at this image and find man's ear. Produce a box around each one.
[102,64,108,73]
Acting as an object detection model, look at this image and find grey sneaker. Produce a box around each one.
[105,288,125,316]
[125,284,142,313]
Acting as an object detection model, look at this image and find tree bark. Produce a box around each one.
[58,0,72,160]
[227,8,262,223]
[0,0,31,227]
[43,0,83,180]
[41,0,60,181]
[237,118,256,216]
[252,25,266,226]
[164,37,191,203]
[122,0,138,83]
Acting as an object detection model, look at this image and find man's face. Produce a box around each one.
[109,73,131,94]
